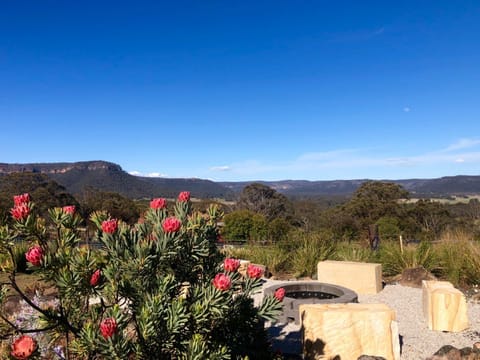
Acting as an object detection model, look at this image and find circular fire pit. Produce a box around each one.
[263,281,358,324]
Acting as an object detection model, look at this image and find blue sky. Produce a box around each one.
[1,1,479,181]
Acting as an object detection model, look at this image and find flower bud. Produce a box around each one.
[162,217,181,233]
[11,204,30,220]
[101,219,118,234]
[274,288,286,302]
[11,335,37,359]
[25,246,44,267]
[13,193,30,206]
[150,198,167,210]
[62,205,76,215]
[100,317,117,339]
[213,273,232,291]
[223,258,240,272]
[90,269,102,287]
[178,191,190,202]
[247,264,263,279]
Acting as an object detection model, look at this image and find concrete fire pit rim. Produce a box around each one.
[263,280,358,302]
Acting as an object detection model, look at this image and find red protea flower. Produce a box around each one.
[150,197,167,209]
[11,335,37,359]
[162,217,181,233]
[178,191,190,202]
[13,193,30,206]
[100,317,117,338]
[90,269,102,287]
[223,258,240,272]
[101,219,118,234]
[62,205,76,215]
[247,264,263,279]
[11,204,30,220]
[213,273,232,291]
[25,246,43,267]
[274,287,286,302]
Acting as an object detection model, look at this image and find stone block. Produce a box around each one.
[422,280,468,332]
[317,260,382,294]
[300,303,400,360]
[237,260,250,277]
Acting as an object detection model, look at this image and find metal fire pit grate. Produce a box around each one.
[263,281,358,324]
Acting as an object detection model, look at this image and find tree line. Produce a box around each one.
[221,182,480,245]
[1,173,479,246]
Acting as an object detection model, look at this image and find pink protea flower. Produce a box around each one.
[11,335,37,359]
[90,269,102,287]
[274,288,286,302]
[213,273,232,291]
[247,264,263,279]
[223,258,240,272]
[101,219,118,234]
[25,246,43,267]
[100,317,117,338]
[162,217,181,233]
[150,197,167,210]
[13,193,30,206]
[178,191,190,202]
[11,204,30,220]
[62,205,76,215]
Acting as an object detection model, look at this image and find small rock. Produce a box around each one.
[399,266,436,288]
[459,347,477,360]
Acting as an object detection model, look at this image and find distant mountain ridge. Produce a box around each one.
[0,160,122,174]
[0,161,479,199]
[0,161,234,199]
[220,176,480,197]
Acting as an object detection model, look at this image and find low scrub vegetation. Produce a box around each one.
[225,227,480,289]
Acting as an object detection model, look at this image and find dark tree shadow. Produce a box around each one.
[267,321,402,359]
[267,322,303,359]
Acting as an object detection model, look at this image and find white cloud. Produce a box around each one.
[298,149,358,162]
[128,171,167,177]
[146,172,166,178]
[385,158,416,166]
[330,27,386,42]
[443,138,480,152]
[403,107,411,112]
[216,137,480,179]
[210,165,231,172]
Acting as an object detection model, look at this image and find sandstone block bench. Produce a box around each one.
[422,280,468,332]
[300,303,400,360]
[317,260,382,295]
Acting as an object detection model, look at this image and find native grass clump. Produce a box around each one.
[0,192,284,359]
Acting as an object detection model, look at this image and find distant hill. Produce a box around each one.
[220,180,366,197]
[0,161,479,199]
[0,161,234,200]
[220,176,480,198]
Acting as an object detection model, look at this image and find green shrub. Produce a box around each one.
[223,245,290,276]
[289,230,337,278]
[335,242,376,262]
[0,251,8,270]
[376,216,401,242]
[435,236,480,287]
[378,240,439,277]
[12,241,30,273]
[0,193,284,359]
[0,241,31,273]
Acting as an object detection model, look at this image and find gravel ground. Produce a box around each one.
[257,280,480,359]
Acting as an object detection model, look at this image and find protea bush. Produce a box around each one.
[0,192,283,359]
